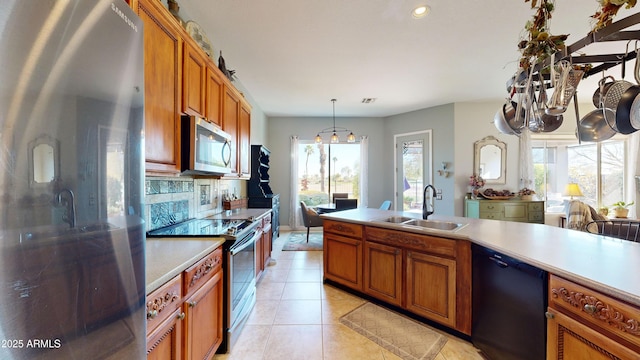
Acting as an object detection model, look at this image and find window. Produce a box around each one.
[531,136,626,212]
[297,142,361,206]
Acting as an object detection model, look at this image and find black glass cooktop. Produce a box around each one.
[147,218,245,237]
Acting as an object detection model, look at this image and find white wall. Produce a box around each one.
[383,104,456,215]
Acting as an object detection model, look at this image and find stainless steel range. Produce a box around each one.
[147,217,261,353]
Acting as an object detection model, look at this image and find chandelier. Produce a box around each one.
[315,99,356,144]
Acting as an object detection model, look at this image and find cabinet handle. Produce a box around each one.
[177,312,186,320]
[583,304,597,314]
[188,300,197,308]
[147,310,158,319]
[544,311,554,319]
[395,249,400,255]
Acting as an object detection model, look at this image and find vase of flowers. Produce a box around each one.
[518,188,536,201]
[469,175,485,199]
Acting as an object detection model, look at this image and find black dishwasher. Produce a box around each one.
[471,244,548,360]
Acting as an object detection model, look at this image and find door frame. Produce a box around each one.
[393,130,433,212]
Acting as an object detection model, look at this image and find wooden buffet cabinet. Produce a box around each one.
[323,219,472,335]
[146,247,224,360]
[132,0,250,176]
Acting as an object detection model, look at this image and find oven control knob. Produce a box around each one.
[227,227,237,235]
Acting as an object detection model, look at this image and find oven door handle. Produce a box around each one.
[229,230,260,255]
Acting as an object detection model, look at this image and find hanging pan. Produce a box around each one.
[615,43,640,134]
[577,79,616,142]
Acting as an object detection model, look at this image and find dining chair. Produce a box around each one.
[335,198,358,210]
[585,219,640,242]
[299,201,323,242]
[332,193,348,203]
[379,200,392,210]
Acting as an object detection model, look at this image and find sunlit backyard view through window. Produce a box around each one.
[298,142,360,206]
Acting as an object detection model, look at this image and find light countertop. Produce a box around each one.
[321,208,640,307]
[145,238,225,294]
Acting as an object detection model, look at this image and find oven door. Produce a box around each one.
[227,229,260,333]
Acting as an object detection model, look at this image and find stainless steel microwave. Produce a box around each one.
[181,116,232,175]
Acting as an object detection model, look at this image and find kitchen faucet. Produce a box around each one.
[422,184,436,219]
[56,188,76,228]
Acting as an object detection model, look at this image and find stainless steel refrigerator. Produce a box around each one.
[0,1,146,359]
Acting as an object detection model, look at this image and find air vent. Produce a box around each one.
[361,98,377,104]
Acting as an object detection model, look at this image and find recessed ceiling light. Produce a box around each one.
[412,5,429,19]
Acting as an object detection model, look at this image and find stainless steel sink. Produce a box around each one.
[374,216,465,232]
[378,216,415,223]
[402,219,463,231]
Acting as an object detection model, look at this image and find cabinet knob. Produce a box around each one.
[177,312,186,320]
[147,310,158,319]
[583,304,597,314]
[544,311,554,319]
[188,300,198,308]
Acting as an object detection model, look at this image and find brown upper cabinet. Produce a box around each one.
[182,39,206,118]
[135,0,182,175]
[222,85,240,175]
[205,66,224,126]
[239,102,251,176]
[132,0,250,175]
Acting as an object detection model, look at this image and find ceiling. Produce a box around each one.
[180,0,640,118]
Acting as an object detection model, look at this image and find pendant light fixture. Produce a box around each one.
[315,99,356,144]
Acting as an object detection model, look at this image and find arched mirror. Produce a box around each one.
[28,134,60,188]
[474,136,506,185]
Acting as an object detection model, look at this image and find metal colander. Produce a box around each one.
[602,79,634,131]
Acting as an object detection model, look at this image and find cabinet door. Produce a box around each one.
[546,308,639,360]
[364,241,403,307]
[222,86,239,174]
[263,223,272,268]
[239,102,251,177]
[503,203,528,222]
[146,308,183,360]
[255,232,264,278]
[205,67,223,126]
[184,269,224,360]
[323,233,362,291]
[182,40,206,117]
[137,0,182,174]
[405,250,457,328]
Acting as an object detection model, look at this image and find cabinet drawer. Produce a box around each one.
[479,203,503,212]
[324,219,363,239]
[528,202,544,212]
[478,211,503,220]
[146,274,182,335]
[549,275,640,351]
[183,247,223,297]
[528,211,544,222]
[365,226,456,258]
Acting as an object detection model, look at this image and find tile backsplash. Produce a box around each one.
[144,176,245,231]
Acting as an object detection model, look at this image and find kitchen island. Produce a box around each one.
[321,208,640,359]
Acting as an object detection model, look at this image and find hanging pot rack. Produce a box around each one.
[521,12,640,84]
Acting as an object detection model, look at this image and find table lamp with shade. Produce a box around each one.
[563,183,583,200]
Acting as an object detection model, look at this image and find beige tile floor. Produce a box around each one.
[213,231,485,360]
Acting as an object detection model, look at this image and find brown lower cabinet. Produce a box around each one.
[323,220,364,291]
[323,220,471,335]
[546,274,640,359]
[146,247,223,360]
